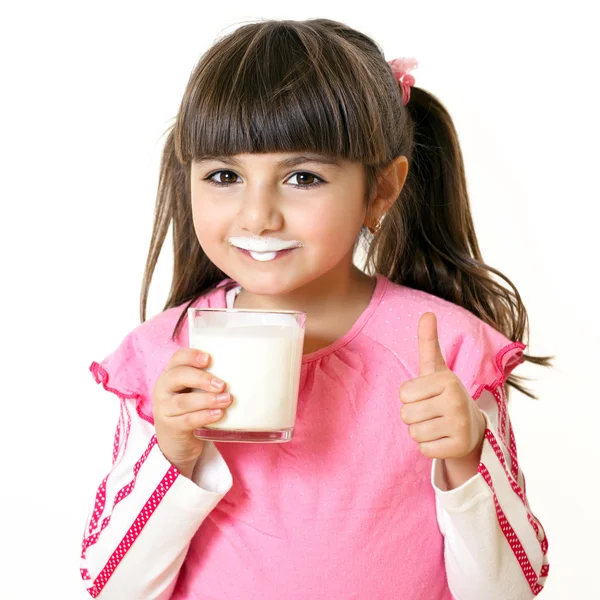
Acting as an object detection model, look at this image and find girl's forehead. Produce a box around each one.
[193,152,350,169]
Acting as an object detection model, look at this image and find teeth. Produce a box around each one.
[249,251,279,262]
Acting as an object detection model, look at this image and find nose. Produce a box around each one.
[236,185,284,236]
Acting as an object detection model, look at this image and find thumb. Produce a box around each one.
[418,312,448,376]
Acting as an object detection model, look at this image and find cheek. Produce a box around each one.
[192,210,210,240]
[191,204,231,272]
[191,206,208,245]
[299,200,364,245]
[191,199,228,243]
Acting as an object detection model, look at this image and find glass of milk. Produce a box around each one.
[188,307,306,443]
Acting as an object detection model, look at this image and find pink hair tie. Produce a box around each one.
[387,57,418,106]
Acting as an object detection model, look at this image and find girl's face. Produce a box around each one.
[190,152,370,296]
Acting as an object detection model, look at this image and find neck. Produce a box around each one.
[233,264,375,318]
[233,263,376,355]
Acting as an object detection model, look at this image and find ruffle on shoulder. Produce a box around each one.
[448,319,526,400]
[89,330,155,424]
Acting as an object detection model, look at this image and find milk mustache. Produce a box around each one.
[188,309,305,438]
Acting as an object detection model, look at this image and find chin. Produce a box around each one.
[212,248,337,296]
[231,263,319,296]
[232,273,299,297]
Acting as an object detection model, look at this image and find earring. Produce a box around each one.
[368,219,382,235]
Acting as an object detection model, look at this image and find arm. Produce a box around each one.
[432,387,549,600]
[80,397,233,599]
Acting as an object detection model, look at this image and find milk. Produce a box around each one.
[188,311,305,433]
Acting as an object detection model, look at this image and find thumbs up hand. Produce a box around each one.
[398,312,486,461]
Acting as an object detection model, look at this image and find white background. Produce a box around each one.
[1,1,598,598]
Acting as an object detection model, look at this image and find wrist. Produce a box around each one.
[174,459,198,480]
[160,447,201,480]
[443,411,486,490]
[177,465,193,479]
[443,451,480,490]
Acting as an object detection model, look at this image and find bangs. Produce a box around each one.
[175,21,396,167]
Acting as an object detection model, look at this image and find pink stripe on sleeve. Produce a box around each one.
[85,466,180,597]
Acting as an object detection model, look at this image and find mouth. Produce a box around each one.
[228,237,303,263]
[234,247,297,262]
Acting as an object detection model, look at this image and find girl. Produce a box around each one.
[80,18,551,600]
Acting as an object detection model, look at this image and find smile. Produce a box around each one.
[228,236,303,263]
[234,247,297,262]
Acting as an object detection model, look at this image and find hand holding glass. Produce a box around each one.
[188,307,306,442]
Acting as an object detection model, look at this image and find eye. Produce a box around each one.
[205,170,239,187]
[287,172,325,189]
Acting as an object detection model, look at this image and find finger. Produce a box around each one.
[164,390,233,417]
[179,407,227,432]
[398,375,446,404]
[418,437,463,460]
[407,417,448,443]
[161,365,226,395]
[418,312,448,376]
[165,347,212,371]
[400,397,444,425]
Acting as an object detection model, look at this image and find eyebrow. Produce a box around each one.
[193,154,343,169]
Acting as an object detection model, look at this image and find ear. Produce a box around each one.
[365,155,408,225]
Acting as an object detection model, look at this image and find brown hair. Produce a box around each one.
[140,18,553,399]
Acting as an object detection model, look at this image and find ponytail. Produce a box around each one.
[365,87,554,399]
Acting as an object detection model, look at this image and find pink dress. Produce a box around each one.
[81,274,549,599]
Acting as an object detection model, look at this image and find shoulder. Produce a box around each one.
[369,276,483,344]
[366,276,525,398]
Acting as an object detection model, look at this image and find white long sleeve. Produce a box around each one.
[79,397,233,599]
[432,387,549,599]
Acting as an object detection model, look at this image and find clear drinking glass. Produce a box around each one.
[188,307,306,442]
